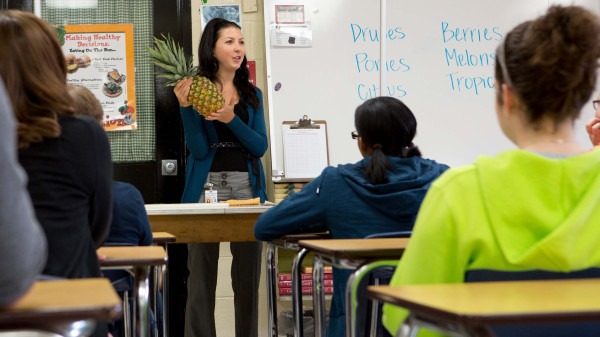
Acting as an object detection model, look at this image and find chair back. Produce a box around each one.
[364,231,411,239]
[356,231,411,337]
[465,268,600,337]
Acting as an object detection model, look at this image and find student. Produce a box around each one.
[382,5,600,337]
[585,94,600,146]
[0,10,112,279]
[68,83,157,336]
[173,18,268,337]
[68,84,153,247]
[0,77,47,308]
[254,96,449,337]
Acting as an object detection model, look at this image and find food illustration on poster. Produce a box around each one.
[58,24,137,131]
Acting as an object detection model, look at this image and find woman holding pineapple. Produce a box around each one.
[171,18,267,337]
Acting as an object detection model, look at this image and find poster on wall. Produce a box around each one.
[200,4,241,30]
[56,24,136,131]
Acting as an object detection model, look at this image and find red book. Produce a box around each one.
[279,279,333,288]
[279,286,335,295]
[278,273,334,281]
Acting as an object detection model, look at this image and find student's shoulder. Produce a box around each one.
[60,115,106,139]
[114,181,144,198]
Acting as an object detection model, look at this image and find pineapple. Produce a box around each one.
[145,34,224,117]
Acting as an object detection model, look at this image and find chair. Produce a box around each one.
[102,242,134,337]
[354,231,411,337]
[463,268,600,337]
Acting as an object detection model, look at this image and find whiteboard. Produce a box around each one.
[264,0,600,176]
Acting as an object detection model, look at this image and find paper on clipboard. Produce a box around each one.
[282,120,328,179]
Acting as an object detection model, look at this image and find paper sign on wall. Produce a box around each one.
[58,24,137,131]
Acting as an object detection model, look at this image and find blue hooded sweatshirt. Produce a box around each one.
[254,155,449,337]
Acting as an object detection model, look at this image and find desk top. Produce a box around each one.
[152,232,177,244]
[298,238,409,260]
[272,232,331,245]
[98,246,168,267]
[368,279,600,325]
[145,203,271,215]
[0,278,122,324]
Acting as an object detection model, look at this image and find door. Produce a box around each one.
[1,1,192,335]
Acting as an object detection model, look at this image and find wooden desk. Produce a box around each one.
[145,204,271,243]
[266,233,331,337]
[368,279,600,337]
[298,238,409,337]
[151,232,176,337]
[0,278,122,336]
[98,246,167,337]
[152,232,176,245]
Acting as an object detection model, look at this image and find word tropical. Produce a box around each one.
[355,53,410,73]
[441,22,502,43]
[357,83,407,100]
[351,24,406,43]
[446,72,495,95]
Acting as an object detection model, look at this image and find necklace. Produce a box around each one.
[520,138,578,148]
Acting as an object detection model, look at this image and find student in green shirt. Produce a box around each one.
[383,5,600,337]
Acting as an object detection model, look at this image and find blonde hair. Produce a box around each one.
[68,84,104,123]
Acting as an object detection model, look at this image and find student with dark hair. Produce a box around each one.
[254,96,449,337]
[173,18,268,337]
[382,6,600,337]
[67,84,153,248]
[68,83,156,337]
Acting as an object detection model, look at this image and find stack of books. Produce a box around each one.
[273,182,307,204]
[278,266,334,295]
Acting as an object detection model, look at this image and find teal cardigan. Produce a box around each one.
[179,87,268,203]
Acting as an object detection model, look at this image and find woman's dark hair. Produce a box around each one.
[495,5,600,128]
[197,18,259,110]
[0,10,75,149]
[355,96,421,185]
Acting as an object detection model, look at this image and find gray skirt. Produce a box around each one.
[198,171,253,202]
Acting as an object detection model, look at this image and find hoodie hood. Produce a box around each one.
[476,149,600,271]
[337,156,448,221]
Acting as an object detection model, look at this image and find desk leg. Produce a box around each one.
[312,256,325,337]
[266,243,278,337]
[346,260,399,337]
[162,244,169,337]
[292,248,309,337]
[153,265,159,337]
[396,315,419,337]
[133,265,151,337]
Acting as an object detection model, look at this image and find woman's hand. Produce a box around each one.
[585,117,600,146]
[174,77,193,107]
[206,97,236,123]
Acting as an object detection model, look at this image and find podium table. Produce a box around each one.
[145,203,271,243]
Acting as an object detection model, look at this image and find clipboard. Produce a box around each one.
[282,116,329,179]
